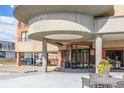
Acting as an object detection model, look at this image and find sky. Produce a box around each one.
[0,5,16,42]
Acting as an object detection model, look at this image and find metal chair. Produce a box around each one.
[89,73,107,88]
[89,73,102,88]
[116,81,124,88]
[81,77,91,88]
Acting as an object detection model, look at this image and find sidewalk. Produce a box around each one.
[0,64,57,76]
[0,65,52,76]
[0,71,123,88]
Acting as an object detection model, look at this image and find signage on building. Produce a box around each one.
[90,50,95,55]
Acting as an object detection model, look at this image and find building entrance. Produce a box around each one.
[61,44,95,69]
[71,49,90,68]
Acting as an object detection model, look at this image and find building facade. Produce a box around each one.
[14,5,124,72]
[0,41,15,59]
[16,22,59,66]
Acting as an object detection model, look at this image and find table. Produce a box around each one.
[93,77,124,88]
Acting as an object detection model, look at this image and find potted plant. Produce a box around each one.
[97,59,113,77]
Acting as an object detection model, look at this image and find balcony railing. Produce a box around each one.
[0,48,15,51]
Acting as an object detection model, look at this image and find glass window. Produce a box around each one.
[21,53,24,59]
[0,43,2,50]
[8,43,12,50]
[34,53,39,59]
[12,43,15,50]
[21,32,29,42]
[2,43,8,50]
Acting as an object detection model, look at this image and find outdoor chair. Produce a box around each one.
[115,81,124,88]
[81,77,91,88]
[89,73,104,88]
[89,73,108,88]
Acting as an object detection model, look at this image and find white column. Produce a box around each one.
[95,34,102,73]
[42,39,47,72]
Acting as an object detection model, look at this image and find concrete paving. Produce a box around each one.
[0,71,123,88]
[0,72,83,88]
[0,64,56,76]
[0,64,43,73]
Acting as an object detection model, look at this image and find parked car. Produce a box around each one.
[112,61,121,69]
[35,58,42,66]
[109,59,121,69]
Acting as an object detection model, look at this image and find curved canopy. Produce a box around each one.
[14,5,114,24]
[28,20,95,42]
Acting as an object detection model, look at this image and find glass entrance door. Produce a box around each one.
[61,44,94,69]
[71,49,90,69]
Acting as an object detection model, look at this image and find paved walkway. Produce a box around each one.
[0,71,123,88]
[0,72,83,88]
[0,64,124,88]
[0,64,56,76]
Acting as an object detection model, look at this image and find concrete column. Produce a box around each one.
[57,50,62,67]
[42,39,47,72]
[95,34,102,73]
[17,52,21,66]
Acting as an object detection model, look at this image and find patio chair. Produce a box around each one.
[116,81,124,88]
[89,73,98,87]
[89,73,107,88]
[81,77,91,88]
